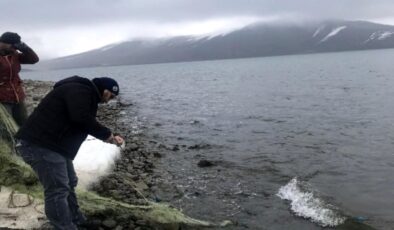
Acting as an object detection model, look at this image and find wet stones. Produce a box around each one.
[188,143,212,150]
[129,143,139,151]
[152,151,162,158]
[197,159,215,168]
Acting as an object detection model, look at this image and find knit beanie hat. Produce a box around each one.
[92,77,119,96]
[0,32,21,45]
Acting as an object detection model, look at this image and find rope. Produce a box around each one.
[130,183,149,202]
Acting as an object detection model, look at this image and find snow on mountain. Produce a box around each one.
[363,31,394,44]
[320,26,347,43]
[100,44,118,51]
[378,31,394,40]
[313,25,325,37]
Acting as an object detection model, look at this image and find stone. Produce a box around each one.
[136,219,148,226]
[9,193,32,207]
[32,96,41,101]
[135,181,149,191]
[127,165,134,172]
[129,143,139,151]
[172,145,180,151]
[102,218,117,228]
[197,159,215,167]
[188,143,211,150]
[110,190,123,200]
[117,213,132,221]
[153,152,162,158]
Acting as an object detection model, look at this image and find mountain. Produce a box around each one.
[38,20,394,69]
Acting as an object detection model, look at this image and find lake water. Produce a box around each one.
[23,49,394,229]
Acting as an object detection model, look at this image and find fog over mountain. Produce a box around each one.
[37,20,394,69]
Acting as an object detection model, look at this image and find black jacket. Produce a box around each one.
[15,76,112,159]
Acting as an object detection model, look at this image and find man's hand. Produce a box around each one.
[13,42,29,52]
[106,133,124,146]
[113,135,124,146]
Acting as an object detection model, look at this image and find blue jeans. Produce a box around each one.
[16,140,85,230]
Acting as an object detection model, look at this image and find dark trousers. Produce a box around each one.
[16,140,85,230]
[1,101,28,127]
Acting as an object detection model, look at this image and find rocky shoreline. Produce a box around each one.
[23,80,163,230]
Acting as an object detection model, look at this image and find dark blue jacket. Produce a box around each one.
[16,76,111,159]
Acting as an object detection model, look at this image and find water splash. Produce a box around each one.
[277,178,346,227]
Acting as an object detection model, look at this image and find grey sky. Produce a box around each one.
[2,0,394,59]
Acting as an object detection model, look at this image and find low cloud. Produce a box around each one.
[2,0,394,58]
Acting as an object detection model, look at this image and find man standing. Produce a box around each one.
[15,76,124,229]
[0,32,39,126]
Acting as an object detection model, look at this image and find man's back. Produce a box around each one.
[16,76,111,159]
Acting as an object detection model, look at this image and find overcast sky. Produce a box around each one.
[2,0,394,59]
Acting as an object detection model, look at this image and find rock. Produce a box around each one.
[129,143,139,151]
[10,192,32,207]
[90,219,102,227]
[127,165,134,172]
[193,191,201,197]
[128,222,136,229]
[102,218,117,228]
[172,145,180,151]
[101,179,115,190]
[119,101,133,106]
[153,152,162,158]
[117,213,132,221]
[197,159,215,167]
[136,219,148,226]
[125,172,134,178]
[190,120,200,124]
[32,96,41,101]
[153,195,162,202]
[188,143,211,150]
[110,190,123,200]
[135,181,149,191]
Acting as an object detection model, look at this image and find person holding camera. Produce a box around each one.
[0,31,39,126]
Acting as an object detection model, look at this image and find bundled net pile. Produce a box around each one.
[0,104,38,189]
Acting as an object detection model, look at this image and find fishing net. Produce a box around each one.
[0,104,38,187]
